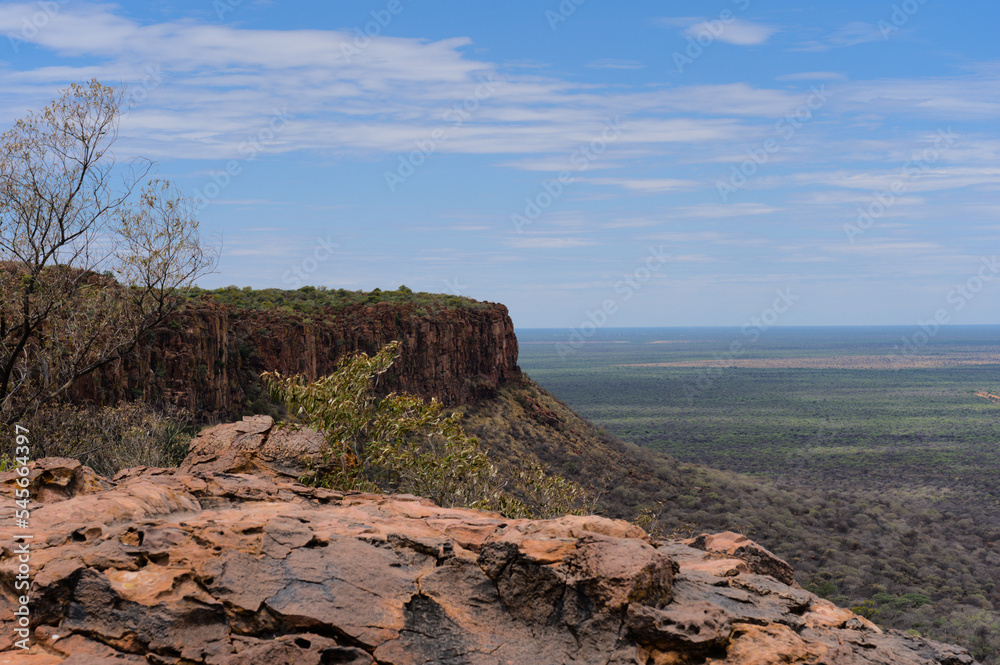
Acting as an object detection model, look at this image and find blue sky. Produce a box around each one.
[2,1,999,328]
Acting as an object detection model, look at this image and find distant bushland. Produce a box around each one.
[516,325,1000,664]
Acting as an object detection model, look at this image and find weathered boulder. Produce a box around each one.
[0,422,981,664]
[682,531,797,586]
[177,415,324,479]
[0,457,109,504]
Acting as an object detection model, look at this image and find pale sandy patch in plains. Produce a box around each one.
[621,353,1000,370]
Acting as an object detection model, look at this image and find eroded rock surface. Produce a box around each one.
[0,421,980,664]
[177,415,324,479]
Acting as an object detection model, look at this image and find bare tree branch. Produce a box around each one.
[0,80,218,423]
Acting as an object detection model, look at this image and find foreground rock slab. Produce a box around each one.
[0,420,980,664]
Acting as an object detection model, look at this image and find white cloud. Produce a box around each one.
[793,168,1000,193]
[508,237,597,249]
[0,4,768,163]
[685,19,778,46]
[586,59,645,70]
[670,254,714,263]
[495,157,619,172]
[776,72,847,81]
[656,17,704,28]
[632,83,806,117]
[652,231,729,244]
[842,78,1000,118]
[792,22,887,52]
[673,203,780,218]
[584,178,702,193]
[2,0,999,228]
[605,218,662,229]
[831,242,942,254]
[793,192,926,207]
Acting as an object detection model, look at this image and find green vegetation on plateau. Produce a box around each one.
[187,284,488,314]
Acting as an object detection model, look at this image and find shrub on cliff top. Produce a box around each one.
[262,342,585,518]
[189,284,487,315]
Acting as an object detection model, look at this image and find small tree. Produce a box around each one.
[263,342,585,518]
[0,80,217,423]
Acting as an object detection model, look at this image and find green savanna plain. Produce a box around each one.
[517,325,1000,660]
[517,326,1000,493]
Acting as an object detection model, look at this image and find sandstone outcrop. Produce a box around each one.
[177,415,324,479]
[79,299,520,421]
[682,531,797,587]
[0,421,980,664]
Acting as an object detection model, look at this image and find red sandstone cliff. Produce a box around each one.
[80,300,520,421]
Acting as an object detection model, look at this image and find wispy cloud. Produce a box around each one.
[3,2,999,257]
[605,217,663,229]
[0,4,768,164]
[508,237,597,249]
[655,17,704,29]
[586,59,645,70]
[831,242,942,254]
[673,203,780,218]
[685,19,778,46]
[793,22,888,52]
[776,71,847,81]
[584,177,702,193]
[792,167,1000,193]
[841,78,1000,118]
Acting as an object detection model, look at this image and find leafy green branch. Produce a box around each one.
[262,341,585,518]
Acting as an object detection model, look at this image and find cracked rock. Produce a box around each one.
[0,436,981,664]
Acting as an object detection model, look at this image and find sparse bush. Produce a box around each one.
[263,342,585,518]
[7,402,195,477]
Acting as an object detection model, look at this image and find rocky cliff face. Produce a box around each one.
[80,300,519,421]
[0,418,980,665]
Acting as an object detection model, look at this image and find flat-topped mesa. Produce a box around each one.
[0,418,980,665]
[75,298,520,422]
